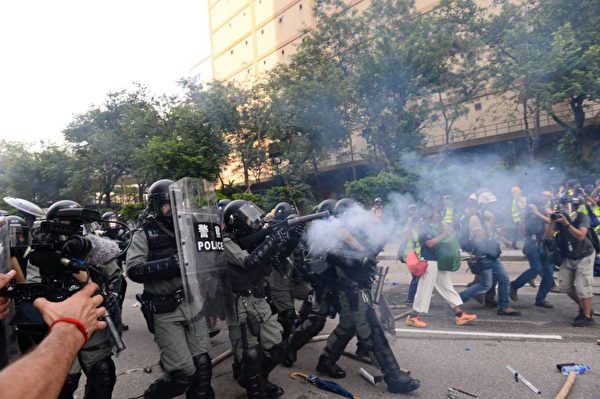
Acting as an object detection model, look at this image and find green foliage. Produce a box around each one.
[120,202,146,222]
[262,183,316,214]
[344,172,416,205]
[231,192,265,209]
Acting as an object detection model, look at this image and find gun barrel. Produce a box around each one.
[287,210,329,227]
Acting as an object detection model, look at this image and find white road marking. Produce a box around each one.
[394,328,563,340]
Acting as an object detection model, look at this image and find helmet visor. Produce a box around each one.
[238,202,264,230]
[8,224,29,249]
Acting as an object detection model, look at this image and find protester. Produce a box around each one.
[406,203,477,328]
[0,278,107,399]
[510,194,555,308]
[397,204,420,306]
[510,186,526,249]
[459,192,521,316]
[545,195,595,327]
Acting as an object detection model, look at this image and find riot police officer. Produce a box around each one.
[24,200,122,399]
[264,202,310,340]
[315,199,420,394]
[126,179,214,399]
[222,199,288,399]
[282,199,340,369]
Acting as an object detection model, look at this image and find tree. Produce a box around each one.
[137,102,229,181]
[486,0,600,158]
[63,85,162,207]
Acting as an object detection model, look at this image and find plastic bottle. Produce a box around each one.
[561,364,591,375]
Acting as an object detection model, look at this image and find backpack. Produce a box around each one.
[457,213,474,252]
[587,227,600,253]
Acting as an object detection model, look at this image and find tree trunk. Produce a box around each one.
[347,131,357,181]
[104,191,112,208]
[137,183,146,203]
[311,152,320,193]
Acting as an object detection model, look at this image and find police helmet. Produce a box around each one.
[558,194,582,207]
[334,198,357,217]
[101,211,120,231]
[217,199,231,211]
[273,202,296,222]
[0,210,8,217]
[315,199,337,215]
[147,179,174,222]
[477,192,497,206]
[223,200,265,236]
[374,197,383,205]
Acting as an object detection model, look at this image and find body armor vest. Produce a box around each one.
[143,221,177,261]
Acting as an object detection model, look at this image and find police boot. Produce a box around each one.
[186,353,214,399]
[261,342,285,399]
[241,345,266,399]
[143,371,194,399]
[58,372,81,399]
[370,328,419,393]
[316,355,346,379]
[316,324,354,379]
[83,357,116,399]
[282,315,326,367]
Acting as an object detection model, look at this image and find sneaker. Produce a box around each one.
[509,284,518,302]
[534,300,554,309]
[455,312,478,326]
[405,315,427,328]
[572,315,594,327]
[574,307,585,321]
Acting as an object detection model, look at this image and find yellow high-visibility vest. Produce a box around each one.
[512,199,521,223]
[443,207,453,225]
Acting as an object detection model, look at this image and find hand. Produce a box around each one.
[34,282,107,338]
[0,270,16,320]
[269,229,289,244]
[556,214,569,225]
[528,204,539,213]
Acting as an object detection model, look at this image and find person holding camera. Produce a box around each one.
[544,195,595,327]
[509,195,555,308]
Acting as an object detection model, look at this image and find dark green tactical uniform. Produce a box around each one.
[126,217,213,399]
[224,232,286,399]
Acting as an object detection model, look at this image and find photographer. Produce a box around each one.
[22,200,123,399]
[0,280,107,399]
[509,194,555,308]
[544,196,595,327]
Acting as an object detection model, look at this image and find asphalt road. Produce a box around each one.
[75,254,600,399]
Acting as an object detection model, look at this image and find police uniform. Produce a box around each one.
[318,226,420,394]
[126,217,213,399]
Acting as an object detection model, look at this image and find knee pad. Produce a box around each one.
[306,315,326,335]
[192,353,212,372]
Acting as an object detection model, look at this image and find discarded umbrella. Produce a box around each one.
[290,372,359,399]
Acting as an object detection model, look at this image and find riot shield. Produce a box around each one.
[0,224,10,274]
[169,177,235,335]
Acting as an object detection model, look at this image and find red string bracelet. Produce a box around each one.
[49,317,88,343]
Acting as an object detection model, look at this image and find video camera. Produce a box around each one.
[550,210,570,221]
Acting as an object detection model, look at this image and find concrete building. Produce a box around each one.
[206,0,600,188]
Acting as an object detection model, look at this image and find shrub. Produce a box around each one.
[344,172,416,206]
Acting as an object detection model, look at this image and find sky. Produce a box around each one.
[0,0,211,146]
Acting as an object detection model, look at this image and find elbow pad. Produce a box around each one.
[128,255,180,283]
[244,236,277,268]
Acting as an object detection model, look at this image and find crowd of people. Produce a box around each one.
[0,176,598,399]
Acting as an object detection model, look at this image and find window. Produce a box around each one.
[474,102,482,111]
[299,3,303,10]
[261,29,264,34]
[281,49,285,55]
[279,16,283,23]
[230,49,234,55]
[229,22,231,27]
[263,60,266,65]
[247,69,250,74]
[245,40,248,45]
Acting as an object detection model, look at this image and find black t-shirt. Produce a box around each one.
[418,223,439,261]
[555,212,594,260]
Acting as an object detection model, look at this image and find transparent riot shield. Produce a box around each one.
[0,224,10,274]
[170,177,235,335]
